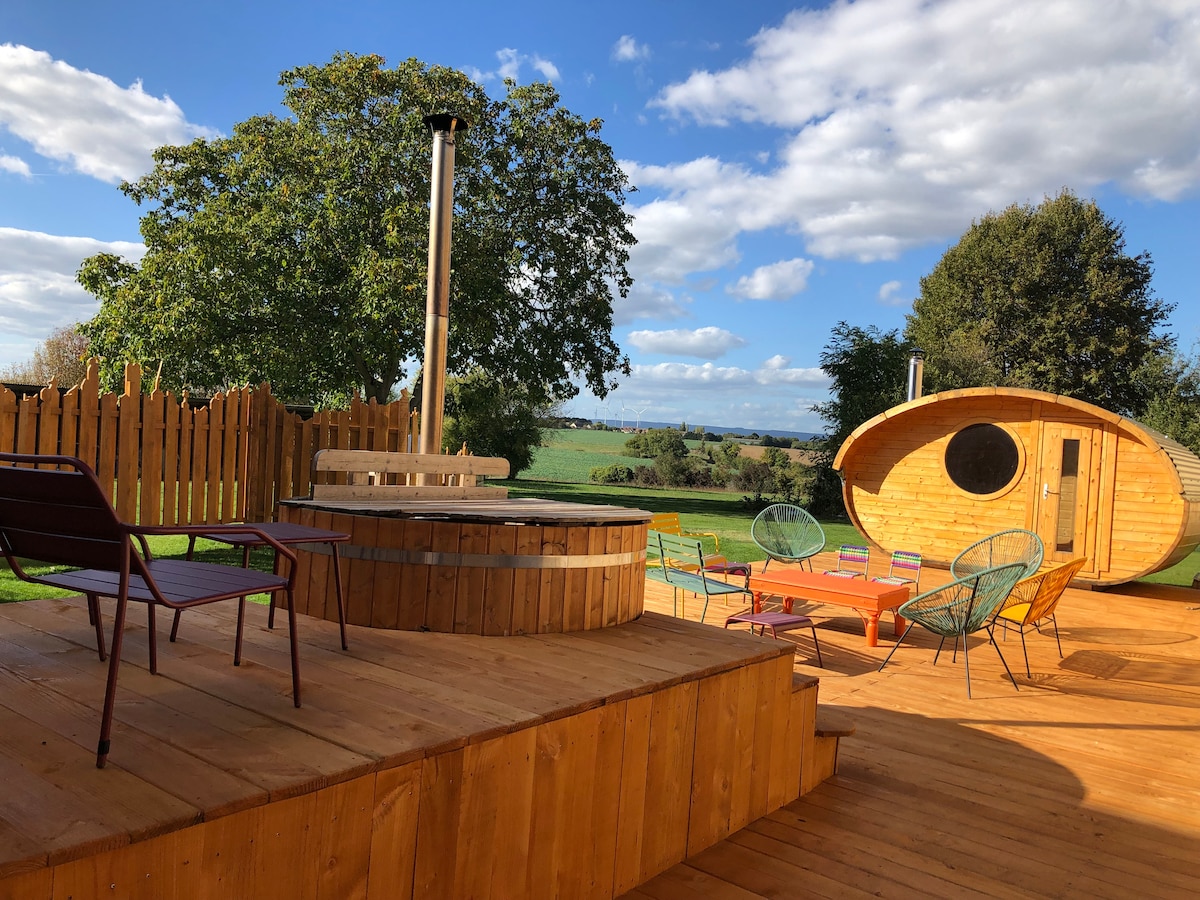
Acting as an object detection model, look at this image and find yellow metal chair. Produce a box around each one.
[994,557,1087,676]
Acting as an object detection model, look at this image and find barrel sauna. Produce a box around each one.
[833,387,1200,586]
[280,497,649,635]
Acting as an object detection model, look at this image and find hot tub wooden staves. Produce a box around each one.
[833,387,1200,586]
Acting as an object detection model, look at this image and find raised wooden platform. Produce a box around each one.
[634,554,1200,898]
[0,597,833,899]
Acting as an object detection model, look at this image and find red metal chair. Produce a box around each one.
[0,452,302,768]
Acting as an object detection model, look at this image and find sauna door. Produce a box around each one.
[1035,424,1096,565]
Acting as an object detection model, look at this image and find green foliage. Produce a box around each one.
[589,463,634,484]
[78,53,634,404]
[624,428,688,460]
[729,459,775,506]
[715,440,742,465]
[0,325,90,386]
[810,323,909,515]
[905,189,1173,417]
[441,370,547,476]
[1133,349,1200,456]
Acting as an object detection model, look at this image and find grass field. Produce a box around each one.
[519,428,707,483]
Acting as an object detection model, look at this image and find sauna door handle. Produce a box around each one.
[1043,482,1058,498]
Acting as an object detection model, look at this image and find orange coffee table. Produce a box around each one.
[748,569,911,647]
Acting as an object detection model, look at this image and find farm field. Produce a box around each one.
[517,427,707,482]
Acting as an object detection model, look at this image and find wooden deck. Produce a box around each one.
[630,552,1200,899]
[0,590,829,899]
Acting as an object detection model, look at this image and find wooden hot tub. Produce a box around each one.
[280,497,650,636]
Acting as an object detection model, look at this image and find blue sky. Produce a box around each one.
[2,0,1198,434]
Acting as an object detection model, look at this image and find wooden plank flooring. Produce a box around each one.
[629,553,1200,899]
[0,594,789,880]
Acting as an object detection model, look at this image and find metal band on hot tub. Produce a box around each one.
[293,541,646,569]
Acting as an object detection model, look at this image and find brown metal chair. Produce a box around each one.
[0,452,302,768]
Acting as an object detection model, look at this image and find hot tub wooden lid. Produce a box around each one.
[281,497,652,526]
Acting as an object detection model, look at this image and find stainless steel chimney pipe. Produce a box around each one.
[906,349,925,401]
[417,113,469,464]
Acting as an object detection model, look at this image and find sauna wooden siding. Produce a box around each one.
[832,387,1200,586]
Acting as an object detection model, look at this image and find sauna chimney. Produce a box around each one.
[906,349,925,401]
[418,113,469,464]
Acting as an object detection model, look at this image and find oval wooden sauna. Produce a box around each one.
[833,387,1200,586]
[280,498,649,635]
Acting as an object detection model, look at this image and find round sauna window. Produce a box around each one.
[944,423,1022,496]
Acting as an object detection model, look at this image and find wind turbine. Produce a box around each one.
[630,406,649,430]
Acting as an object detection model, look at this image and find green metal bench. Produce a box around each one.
[645,530,753,623]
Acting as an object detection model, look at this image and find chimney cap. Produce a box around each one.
[424,113,470,133]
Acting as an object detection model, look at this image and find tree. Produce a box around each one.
[905,189,1173,416]
[624,428,688,459]
[810,323,910,515]
[441,370,548,476]
[78,53,634,405]
[1132,349,1200,457]
[1,326,90,387]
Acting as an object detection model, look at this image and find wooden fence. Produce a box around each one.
[0,360,419,525]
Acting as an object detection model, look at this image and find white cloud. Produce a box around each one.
[612,36,650,63]
[878,280,905,305]
[727,258,814,301]
[0,153,30,176]
[630,360,827,391]
[0,44,216,184]
[580,358,831,432]
[613,281,690,325]
[627,326,746,359]
[623,157,755,283]
[531,56,561,82]
[484,47,559,84]
[0,227,144,365]
[640,0,1200,261]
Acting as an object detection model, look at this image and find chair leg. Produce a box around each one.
[989,631,1020,692]
[698,594,710,624]
[330,544,348,650]
[170,609,182,643]
[146,602,158,675]
[933,636,948,665]
[89,594,107,661]
[234,598,246,666]
[878,622,915,672]
[1049,613,1064,658]
[809,624,824,668]
[962,632,972,698]
[1018,627,1032,678]
[284,587,302,708]
[97,591,131,769]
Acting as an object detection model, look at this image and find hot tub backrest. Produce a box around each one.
[310,450,510,501]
